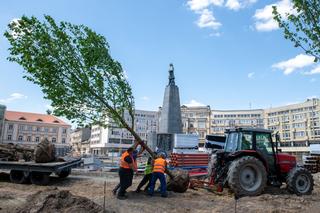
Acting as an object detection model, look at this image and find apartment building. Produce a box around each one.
[210,109,264,135]
[181,105,211,146]
[264,98,320,156]
[2,110,71,155]
[70,127,91,155]
[90,110,159,156]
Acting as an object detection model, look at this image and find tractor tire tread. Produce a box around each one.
[228,156,267,196]
[286,166,314,195]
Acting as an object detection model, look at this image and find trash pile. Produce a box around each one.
[15,188,105,213]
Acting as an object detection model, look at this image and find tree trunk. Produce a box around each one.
[126,126,190,192]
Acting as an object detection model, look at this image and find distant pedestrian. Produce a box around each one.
[148,153,167,198]
[116,147,137,199]
[135,156,152,192]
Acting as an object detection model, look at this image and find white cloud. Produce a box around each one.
[310,78,317,83]
[272,54,315,75]
[196,9,222,30]
[247,72,255,79]
[225,0,257,11]
[187,0,224,11]
[303,66,320,75]
[0,93,28,104]
[184,99,206,107]
[140,96,149,101]
[253,0,295,32]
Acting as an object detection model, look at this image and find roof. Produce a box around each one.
[5,111,70,126]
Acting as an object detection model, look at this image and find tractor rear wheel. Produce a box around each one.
[228,156,267,196]
[286,167,314,195]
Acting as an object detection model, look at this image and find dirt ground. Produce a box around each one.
[1,172,320,213]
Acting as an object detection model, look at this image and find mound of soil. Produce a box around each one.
[16,188,105,213]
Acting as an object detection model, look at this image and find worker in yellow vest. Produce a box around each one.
[148,153,167,198]
[117,147,136,199]
[135,156,153,192]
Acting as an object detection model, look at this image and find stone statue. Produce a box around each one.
[169,63,175,85]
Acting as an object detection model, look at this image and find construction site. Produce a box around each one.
[0,65,320,213]
[1,2,320,212]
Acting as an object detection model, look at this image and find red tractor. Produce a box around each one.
[207,128,314,196]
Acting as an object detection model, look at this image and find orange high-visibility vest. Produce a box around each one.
[120,151,134,169]
[153,158,166,173]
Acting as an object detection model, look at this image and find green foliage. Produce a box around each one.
[4,15,136,131]
[273,0,320,62]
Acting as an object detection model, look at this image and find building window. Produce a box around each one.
[52,137,56,143]
[63,128,67,134]
[27,136,31,142]
[19,125,25,131]
[28,125,33,131]
[45,128,49,132]
[8,124,14,130]
[52,128,57,133]
[36,127,41,132]
[18,135,23,141]
[35,137,40,142]
[7,135,12,140]
[62,138,66,143]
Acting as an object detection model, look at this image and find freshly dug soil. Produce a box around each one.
[16,188,104,213]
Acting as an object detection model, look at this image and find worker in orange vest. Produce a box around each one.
[148,153,167,198]
[112,149,139,196]
[117,147,137,199]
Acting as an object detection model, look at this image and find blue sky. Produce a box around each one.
[0,0,319,114]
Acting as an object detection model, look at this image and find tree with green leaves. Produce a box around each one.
[4,15,190,192]
[4,15,152,154]
[273,0,320,62]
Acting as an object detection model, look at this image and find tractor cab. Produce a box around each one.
[224,128,296,175]
[210,127,314,196]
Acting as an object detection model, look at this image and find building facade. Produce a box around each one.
[90,110,159,156]
[0,105,6,143]
[264,98,320,156]
[2,111,71,155]
[70,127,91,156]
[181,105,211,146]
[210,109,265,135]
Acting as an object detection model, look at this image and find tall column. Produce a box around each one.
[159,64,182,134]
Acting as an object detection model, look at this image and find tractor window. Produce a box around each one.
[225,132,239,152]
[240,132,253,150]
[256,133,273,154]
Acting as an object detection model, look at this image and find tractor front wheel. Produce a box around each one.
[228,156,267,196]
[286,167,314,195]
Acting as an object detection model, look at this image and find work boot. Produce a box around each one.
[112,189,117,196]
[117,195,127,200]
[135,188,141,193]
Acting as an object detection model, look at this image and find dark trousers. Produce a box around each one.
[136,173,152,191]
[118,168,133,197]
[149,172,167,196]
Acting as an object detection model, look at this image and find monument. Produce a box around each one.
[159,64,182,134]
[152,64,182,153]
